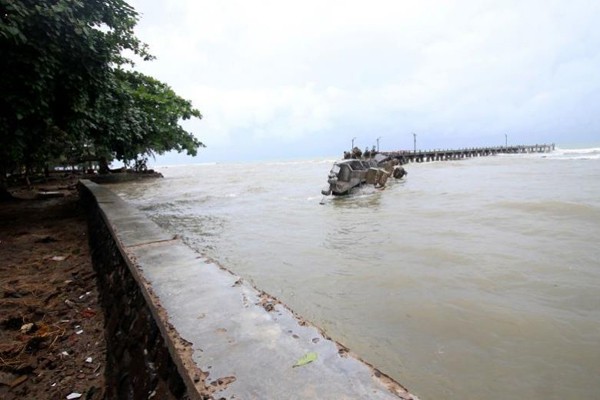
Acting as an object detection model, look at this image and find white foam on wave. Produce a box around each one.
[538,146,600,160]
[563,154,600,160]
[156,162,218,169]
[264,158,337,167]
[554,146,600,154]
[307,195,324,202]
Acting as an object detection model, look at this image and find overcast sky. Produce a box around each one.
[128,0,600,163]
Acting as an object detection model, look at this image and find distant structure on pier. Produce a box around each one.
[381,143,555,164]
[325,143,555,197]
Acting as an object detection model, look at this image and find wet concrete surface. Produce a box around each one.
[82,180,417,399]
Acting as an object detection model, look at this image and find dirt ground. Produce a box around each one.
[0,182,106,399]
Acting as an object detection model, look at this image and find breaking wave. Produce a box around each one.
[547,146,600,160]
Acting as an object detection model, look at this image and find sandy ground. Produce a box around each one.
[0,184,106,399]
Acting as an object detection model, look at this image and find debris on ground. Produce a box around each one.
[0,191,106,400]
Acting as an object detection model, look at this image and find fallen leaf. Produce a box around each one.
[10,375,28,388]
[80,308,96,318]
[35,236,58,243]
[20,322,35,334]
[64,299,77,308]
[293,352,318,368]
[0,371,18,386]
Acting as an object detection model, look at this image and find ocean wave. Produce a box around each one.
[558,154,600,160]
[495,200,600,220]
[548,146,600,160]
[155,162,218,169]
[263,158,337,166]
[554,146,600,154]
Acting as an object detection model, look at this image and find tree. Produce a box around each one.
[90,69,204,171]
[0,0,203,198]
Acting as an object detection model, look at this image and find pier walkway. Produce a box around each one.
[382,143,554,164]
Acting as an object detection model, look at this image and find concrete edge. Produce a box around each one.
[80,180,209,399]
[79,179,419,399]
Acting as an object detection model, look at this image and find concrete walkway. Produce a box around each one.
[84,180,418,399]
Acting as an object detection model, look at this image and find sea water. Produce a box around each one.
[111,147,600,400]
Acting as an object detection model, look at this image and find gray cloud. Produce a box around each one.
[131,0,600,162]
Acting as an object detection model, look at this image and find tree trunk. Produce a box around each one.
[0,187,13,201]
[0,166,14,202]
[99,157,110,174]
[0,178,14,202]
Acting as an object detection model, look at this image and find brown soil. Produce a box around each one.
[0,184,106,399]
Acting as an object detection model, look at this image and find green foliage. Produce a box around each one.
[0,0,203,180]
[92,70,204,166]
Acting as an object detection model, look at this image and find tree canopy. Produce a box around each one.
[0,0,203,188]
[91,69,203,167]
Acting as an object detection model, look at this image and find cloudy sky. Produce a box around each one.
[128,0,600,163]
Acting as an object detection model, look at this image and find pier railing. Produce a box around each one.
[381,143,555,164]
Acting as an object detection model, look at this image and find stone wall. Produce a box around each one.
[78,179,417,400]
[80,184,190,400]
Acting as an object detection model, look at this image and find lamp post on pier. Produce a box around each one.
[413,132,417,153]
[352,137,356,150]
[505,133,508,148]
[376,136,382,152]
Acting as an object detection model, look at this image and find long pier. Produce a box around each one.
[382,143,555,164]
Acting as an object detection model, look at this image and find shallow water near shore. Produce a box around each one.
[111,147,600,400]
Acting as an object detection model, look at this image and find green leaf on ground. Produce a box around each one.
[293,352,318,368]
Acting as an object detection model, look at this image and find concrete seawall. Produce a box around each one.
[79,180,418,399]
